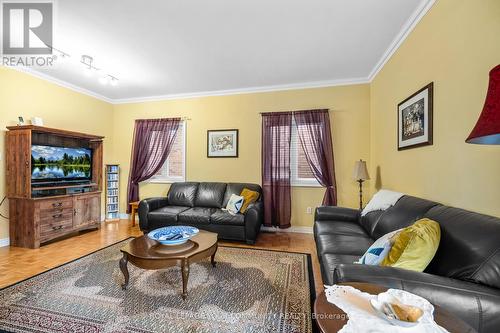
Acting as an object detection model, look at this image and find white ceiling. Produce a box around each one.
[15,0,434,103]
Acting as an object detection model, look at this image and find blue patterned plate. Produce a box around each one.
[147,226,199,245]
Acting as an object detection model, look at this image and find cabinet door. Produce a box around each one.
[73,194,101,228]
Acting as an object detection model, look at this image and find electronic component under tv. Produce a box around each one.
[31,144,92,184]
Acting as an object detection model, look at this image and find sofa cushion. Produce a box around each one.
[381,218,440,271]
[320,253,360,285]
[210,209,245,226]
[314,220,369,237]
[240,188,260,213]
[358,229,401,266]
[222,183,262,207]
[364,196,439,239]
[167,182,199,207]
[195,182,227,208]
[424,205,500,289]
[315,233,373,257]
[359,210,384,237]
[147,206,189,230]
[178,207,217,225]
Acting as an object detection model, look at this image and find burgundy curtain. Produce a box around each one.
[262,112,292,228]
[294,110,337,206]
[127,118,181,212]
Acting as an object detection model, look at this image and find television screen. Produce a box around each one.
[31,145,92,183]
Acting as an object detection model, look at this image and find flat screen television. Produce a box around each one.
[31,144,92,184]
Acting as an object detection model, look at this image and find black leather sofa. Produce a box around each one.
[314,195,500,333]
[138,182,263,244]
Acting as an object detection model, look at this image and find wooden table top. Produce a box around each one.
[120,231,218,260]
[314,282,475,333]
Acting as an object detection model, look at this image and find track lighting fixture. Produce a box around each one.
[80,55,119,86]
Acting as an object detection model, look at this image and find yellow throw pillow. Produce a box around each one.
[239,188,260,213]
[381,218,441,272]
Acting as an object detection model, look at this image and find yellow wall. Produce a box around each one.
[113,85,371,227]
[0,67,114,239]
[0,68,369,239]
[370,0,500,216]
[4,0,498,239]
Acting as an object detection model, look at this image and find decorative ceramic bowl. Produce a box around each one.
[147,226,199,245]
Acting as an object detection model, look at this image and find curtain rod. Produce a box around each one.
[259,109,329,115]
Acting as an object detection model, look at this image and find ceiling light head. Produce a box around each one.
[110,76,119,86]
[81,55,96,76]
[81,55,93,67]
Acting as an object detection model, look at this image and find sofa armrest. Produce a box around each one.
[138,197,169,231]
[334,264,500,333]
[315,206,360,223]
[244,201,264,244]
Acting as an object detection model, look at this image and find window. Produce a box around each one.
[149,121,186,183]
[291,120,320,187]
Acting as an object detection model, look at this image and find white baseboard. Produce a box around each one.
[120,213,130,219]
[0,238,10,247]
[261,226,313,234]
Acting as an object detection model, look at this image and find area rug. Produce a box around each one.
[0,239,315,333]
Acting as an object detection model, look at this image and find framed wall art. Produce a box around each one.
[398,82,434,150]
[207,129,239,158]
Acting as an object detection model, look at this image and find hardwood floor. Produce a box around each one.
[0,219,324,295]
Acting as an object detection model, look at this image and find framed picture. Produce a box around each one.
[207,129,239,158]
[398,82,433,150]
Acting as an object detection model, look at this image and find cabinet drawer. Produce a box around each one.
[39,198,73,211]
[39,208,74,224]
[40,219,73,240]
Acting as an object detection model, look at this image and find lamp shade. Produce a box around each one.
[353,160,370,181]
[466,64,500,144]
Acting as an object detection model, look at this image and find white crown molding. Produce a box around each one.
[8,65,114,104]
[0,238,10,248]
[5,0,435,105]
[111,77,370,105]
[368,0,436,81]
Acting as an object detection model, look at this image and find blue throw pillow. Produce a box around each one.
[356,229,401,265]
[224,194,244,215]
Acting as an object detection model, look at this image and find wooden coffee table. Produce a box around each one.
[314,282,475,333]
[119,230,218,299]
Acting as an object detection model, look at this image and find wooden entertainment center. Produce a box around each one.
[6,125,104,249]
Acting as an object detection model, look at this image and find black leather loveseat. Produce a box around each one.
[314,195,500,333]
[138,182,263,244]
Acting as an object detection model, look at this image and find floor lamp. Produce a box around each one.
[466,65,500,144]
[353,160,370,210]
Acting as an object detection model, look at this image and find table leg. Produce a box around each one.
[181,259,190,299]
[131,206,136,227]
[119,253,129,290]
[211,244,218,268]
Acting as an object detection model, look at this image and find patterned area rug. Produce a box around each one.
[0,239,315,333]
